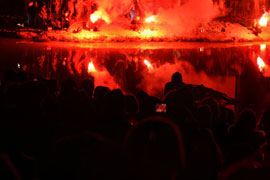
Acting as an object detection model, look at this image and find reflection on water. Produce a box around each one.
[1,38,270,110]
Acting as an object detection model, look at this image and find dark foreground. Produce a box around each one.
[1,68,270,180]
[1,38,270,180]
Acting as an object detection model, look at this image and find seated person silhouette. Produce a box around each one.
[164,72,185,95]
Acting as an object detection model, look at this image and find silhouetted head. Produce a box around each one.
[80,79,94,97]
[61,79,77,94]
[124,117,185,180]
[136,91,161,118]
[4,83,20,107]
[103,89,125,116]
[93,86,110,101]
[20,81,48,105]
[237,109,257,132]
[165,88,195,125]
[136,90,149,101]
[41,132,111,180]
[4,70,16,82]
[16,71,28,83]
[171,72,183,83]
[201,96,220,124]
[196,104,213,129]
[261,109,270,136]
[124,94,139,115]
[227,108,236,125]
[46,78,58,95]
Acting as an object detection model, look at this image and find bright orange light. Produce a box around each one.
[261,44,266,51]
[144,59,154,71]
[90,10,111,24]
[65,12,69,21]
[136,16,140,21]
[200,47,204,52]
[145,15,156,23]
[259,12,269,27]
[257,57,266,72]
[140,29,157,37]
[90,13,100,23]
[88,62,96,73]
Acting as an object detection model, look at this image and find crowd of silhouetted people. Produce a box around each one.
[1,70,270,180]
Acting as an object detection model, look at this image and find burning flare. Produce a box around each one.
[259,12,269,27]
[90,10,111,24]
[144,59,154,71]
[145,15,156,23]
[90,13,100,23]
[261,44,266,51]
[65,12,69,21]
[88,62,96,73]
[257,57,265,72]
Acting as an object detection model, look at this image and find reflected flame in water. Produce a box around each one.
[144,59,154,71]
[257,56,265,72]
[200,47,204,52]
[19,42,245,99]
[138,59,236,98]
[88,61,96,73]
[257,56,270,77]
[261,44,266,51]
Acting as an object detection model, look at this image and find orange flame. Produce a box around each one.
[144,59,154,71]
[90,13,100,23]
[65,12,69,21]
[257,57,266,72]
[88,62,96,73]
[145,15,156,23]
[259,12,269,27]
[90,10,110,24]
[261,44,266,51]
[200,47,204,52]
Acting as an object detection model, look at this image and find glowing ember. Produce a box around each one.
[261,44,266,51]
[145,15,156,23]
[144,59,154,71]
[259,12,269,27]
[88,62,96,73]
[257,57,266,72]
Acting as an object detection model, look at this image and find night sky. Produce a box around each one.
[0,0,26,15]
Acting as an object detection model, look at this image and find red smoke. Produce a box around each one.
[44,0,222,41]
